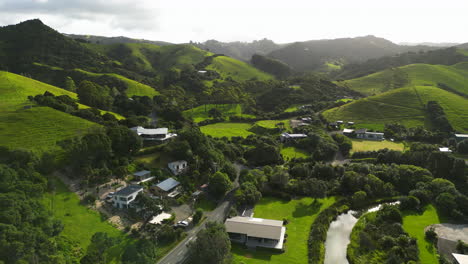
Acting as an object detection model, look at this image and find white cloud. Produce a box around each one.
[0,0,467,44]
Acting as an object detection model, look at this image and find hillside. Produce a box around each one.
[66,33,172,46]
[323,85,468,132]
[267,35,438,72]
[340,63,468,96]
[0,71,103,152]
[206,56,273,81]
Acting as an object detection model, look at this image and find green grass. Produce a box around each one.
[323,86,468,133]
[284,105,300,113]
[42,178,132,263]
[232,196,336,264]
[183,104,255,123]
[402,205,441,264]
[200,122,254,138]
[73,69,159,98]
[0,71,99,152]
[255,119,291,131]
[351,139,405,153]
[206,56,273,82]
[281,146,309,159]
[194,195,217,212]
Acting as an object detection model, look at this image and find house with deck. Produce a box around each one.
[132,170,155,184]
[130,126,177,141]
[280,133,307,142]
[155,177,181,198]
[168,160,188,175]
[112,185,144,209]
[454,134,468,142]
[225,216,286,250]
[355,128,384,140]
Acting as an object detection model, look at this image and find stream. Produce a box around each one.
[323,202,400,264]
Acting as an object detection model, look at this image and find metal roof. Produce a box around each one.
[225,217,284,240]
[130,126,168,136]
[134,170,151,177]
[156,178,180,192]
[455,134,468,138]
[453,253,468,264]
[114,185,143,197]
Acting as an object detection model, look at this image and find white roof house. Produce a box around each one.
[439,147,452,153]
[453,253,468,264]
[280,133,307,142]
[343,128,354,134]
[156,178,180,192]
[168,160,188,175]
[225,217,286,249]
[149,212,172,225]
[130,126,177,141]
[455,134,468,142]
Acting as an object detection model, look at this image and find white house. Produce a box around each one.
[455,134,468,142]
[225,217,286,249]
[453,253,468,264]
[130,126,177,141]
[112,185,144,209]
[168,160,188,175]
[439,147,452,153]
[280,133,307,142]
[355,128,384,140]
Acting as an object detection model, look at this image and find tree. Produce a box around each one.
[352,191,367,207]
[399,196,420,211]
[208,108,222,119]
[81,232,116,264]
[188,222,232,264]
[107,125,142,156]
[209,172,232,199]
[235,182,262,205]
[122,239,158,264]
[193,208,203,224]
[457,139,468,154]
[77,80,113,110]
[64,76,76,92]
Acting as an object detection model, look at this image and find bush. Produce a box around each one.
[425,227,438,244]
[193,208,203,224]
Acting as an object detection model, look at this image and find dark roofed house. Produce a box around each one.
[112,185,144,209]
[132,170,154,184]
[225,216,286,249]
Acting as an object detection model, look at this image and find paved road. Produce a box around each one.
[157,164,243,264]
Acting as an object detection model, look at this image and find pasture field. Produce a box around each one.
[402,205,441,264]
[200,122,254,138]
[255,119,291,131]
[232,197,336,264]
[281,146,309,159]
[183,104,255,122]
[206,56,273,82]
[351,139,405,153]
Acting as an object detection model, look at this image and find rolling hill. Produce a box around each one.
[339,62,468,96]
[206,56,273,81]
[0,71,112,152]
[323,85,468,132]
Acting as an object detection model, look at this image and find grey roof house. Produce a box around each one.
[112,185,144,209]
[225,217,286,249]
[130,126,177,141]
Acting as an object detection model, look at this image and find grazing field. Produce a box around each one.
[0,71,99,152]
[74,69,159,97]
[200,122,254,138]
[232,196,336,264]
[183,104,255,122]
[351,139,405,153]
[255,119,291,131]
[323,86,468,133]
[42,178,132,263]
[207,56,273,82]
[402,205,441,264]
[281,146,309,159]
[341,63,468,96]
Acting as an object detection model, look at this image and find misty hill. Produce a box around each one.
[195,38,284,61]
[399,42,460,47]
[266,35,439,72]
[65,34,172,46]
[334,47,468,80]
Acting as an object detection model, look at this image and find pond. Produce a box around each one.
[324,202,400,264]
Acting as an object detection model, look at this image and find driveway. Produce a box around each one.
[428,223,468,262]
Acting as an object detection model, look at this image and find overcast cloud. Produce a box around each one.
[0,0,467,44]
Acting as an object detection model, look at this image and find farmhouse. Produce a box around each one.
[130,126,177,141]
[439,147,452,153]
[155,177,180,197]
[454,134,468,142]
[132,170,155,184]
[343,128,354,136]
[225,216,286,249]
[112,185,144,209]
[280,133,307,142]
[168,160,188,175]
[355,128,384,140]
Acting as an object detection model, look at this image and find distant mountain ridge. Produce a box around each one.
[65,34,172,46]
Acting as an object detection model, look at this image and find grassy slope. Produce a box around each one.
[281,146,309,159]
[323,86,468,132]
[351,139,405,153]
[0,71,99,152]
[183,104,255,123]
[255,119,291,131]
[43,178,132,263]
[232,197,336,264]
[200,122,254,138]
[73,69,159,98]
[402,205,441,264]
[343,63,468,96]
[206,56,273,82]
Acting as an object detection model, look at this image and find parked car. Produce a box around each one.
[105,192,115,202]
[175,220,189,228]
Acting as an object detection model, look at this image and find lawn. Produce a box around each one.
[255,119,291,131]
[402,205,441,264]
[200,122,254,138]
[195,195,217,211]
[42,178,132,263]
[351,139,405,153]
[183,104,255,123]
[232,196,336,264]
[281,146,309,160]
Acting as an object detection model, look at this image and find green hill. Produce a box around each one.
[206,56,273,81]
[0,71,101,152]
[341,63,468,96]
[183,104,255,122]
[323,85,468,132]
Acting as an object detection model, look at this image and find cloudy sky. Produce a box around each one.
[0,0,467,44]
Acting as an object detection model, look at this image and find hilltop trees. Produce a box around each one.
[77,80,113,110]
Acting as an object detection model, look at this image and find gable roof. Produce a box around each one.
[455,134,468,138]
[355,128,367,134]
[114,185,143,197]
[131,126,168,136]
[453,253,468,264]
[225,217,284,240]
[134,170,151,177]
[156,178,180,192]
